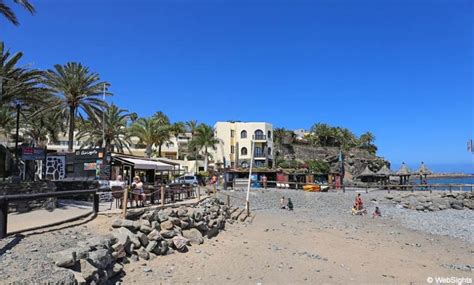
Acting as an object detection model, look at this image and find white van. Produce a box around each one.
[175,175,199,186]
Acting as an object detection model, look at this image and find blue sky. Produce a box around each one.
[2,0,473,172]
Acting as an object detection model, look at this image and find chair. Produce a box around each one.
[110,186,124,209]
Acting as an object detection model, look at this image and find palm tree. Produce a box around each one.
[152,111,172,157]
[0,106,14,144]
[43,62,110,152]
[189,124,219,171]
[23,105,65,147]
[0,41,44,107]
[359,131,377,154]
[129,117,157,158]
[185,120,198,136]
[0,0,35,26]
[77,104,133,153]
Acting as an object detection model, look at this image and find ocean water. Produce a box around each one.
[411,176,474,191]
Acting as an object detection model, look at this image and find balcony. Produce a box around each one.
[254,152,266,160]
[252,134,267,141]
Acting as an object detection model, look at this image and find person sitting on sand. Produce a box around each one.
[280,196,287,209]
[287,198,294,211]
[372,206,381,218]
[354,193,364,210]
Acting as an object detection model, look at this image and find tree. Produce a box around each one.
[188,124,219,171]
[185,120,198,135]
[76,104,133,153]
[359,131,377,154]
[23,104,65,147]
[0,41,44,107]
[129,117,157,158]
[43,62,110,152]
[0,0,35,26]
[152,111,172,157]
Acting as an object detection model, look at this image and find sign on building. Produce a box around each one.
[21,147,46,161]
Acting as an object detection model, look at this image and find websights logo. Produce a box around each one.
[427,276,473,285]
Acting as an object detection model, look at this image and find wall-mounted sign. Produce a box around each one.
[84,162,97,171]
[75,148,104,160]
[22,147,46,160]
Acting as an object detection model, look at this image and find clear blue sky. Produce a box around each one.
[3,0,473,172]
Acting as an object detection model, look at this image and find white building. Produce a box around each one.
[293,129,309,140]
[212,121,274,168]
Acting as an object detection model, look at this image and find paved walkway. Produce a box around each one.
[7,196,210,234]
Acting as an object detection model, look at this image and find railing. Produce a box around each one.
[254,152,266,158]
[0,188,99,239]
[260,181,474,193]
[253,135,267,140]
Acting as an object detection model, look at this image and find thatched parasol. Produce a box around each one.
[376,165,393,177]
[415,161,432,175]
[396,162,411,176]
[357,166,376,178]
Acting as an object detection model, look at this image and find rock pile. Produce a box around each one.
[385,192,474,211]
[48,198,242,284]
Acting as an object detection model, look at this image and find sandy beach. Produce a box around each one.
[0,189,472,284]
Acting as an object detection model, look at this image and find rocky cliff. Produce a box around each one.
[275,143,390,181]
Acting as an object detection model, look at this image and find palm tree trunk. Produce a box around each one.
[145,144,152,158]
[68,106,75,152]
[204,147,208,172]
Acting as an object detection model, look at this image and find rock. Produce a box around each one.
[145,241,158,252]
[37,269,77,285]
[154,240,169,255]
[194,221,209,233]
[48,249,77,268]
[87,235,116,250]
[193,209,204,221]
[80,259,98,281]
[136,247,150,260]
[87,249,112,270]
[110,262,124,277]
[169,217,182,227]
[111,219,122,228]
[415,205,425,211]
[205,227,219,239]
[115,227,141,248]
[428,205,440,211]
[172,236,189,252]
[143,267,152,273]
[161,220,174,230]
[393,197,402,203]
[74,246,91,260]
[151,221,159,230]
[183,229,204,245]
[157,210,169,222]
[464,200,474,209]
[180,221,190,229]
[140,219,151,228]
[385,195,394,200]
[451,200,464,210]
[147,229,163,241]
[160,229,178,239]
[136,232,149,247]
[177,207,188,217]
[140,224,153,234]
[112,228,131,249]
[120,219,138,230]
[111,243,126,259]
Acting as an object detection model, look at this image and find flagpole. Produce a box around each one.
[245,138,255,212]
[102,83,106,149]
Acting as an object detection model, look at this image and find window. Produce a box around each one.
[241,130,247,139]
[255,146,263,157]
[268,130,272,139]
[254,129,265,140]
[241,147,248,155]
[231,130,235,138]
[231,145,235,153]
[241,161,249,168]
[267,147,272,155]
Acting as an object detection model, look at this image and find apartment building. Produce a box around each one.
[212,121,273,168]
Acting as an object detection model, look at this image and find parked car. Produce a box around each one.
[175,175,199,186]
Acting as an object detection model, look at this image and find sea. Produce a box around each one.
[411,176,474,191]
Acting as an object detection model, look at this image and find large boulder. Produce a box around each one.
[182,228,204,245]
[111,243,126,259]
[48,249,77,268]
[115,227,141,248]
[136,232,149,247]
[87,249,112,270]
[451,200,464,210]
[160,229,179,239]
[172,235,189,252]
[147,229,163,241]
[136,247,150,260]
[160,220,174,231]
[80,259,98,281]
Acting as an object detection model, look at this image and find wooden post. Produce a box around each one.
[471,185,473,193]
[122,187,129,218]
[93,193,99,213]
[365,184,368,194]
[449,185,452,193]
[411,184,414,193]
[429,185,432,194]
[160,185,165,206]
[227,194,230,206]
[343,185,345,193]
[246,201,250,216]
[0,200,8,239]
[198,186,201,201]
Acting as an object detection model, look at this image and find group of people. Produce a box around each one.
[280,196,294,211]
[111,175,146,208]
[352,193,381,218]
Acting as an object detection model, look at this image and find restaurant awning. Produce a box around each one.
[114,156,174,171]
